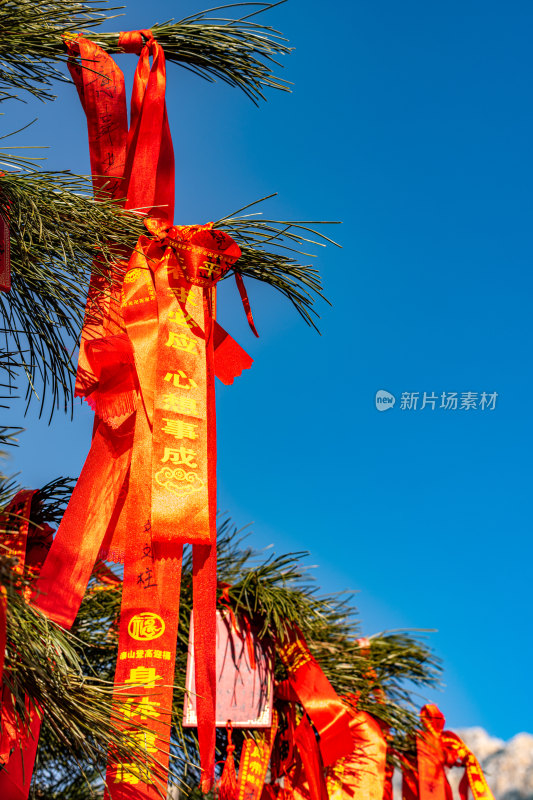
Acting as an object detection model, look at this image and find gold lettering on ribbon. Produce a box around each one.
[127,612,165,641]
[278,638,313,674]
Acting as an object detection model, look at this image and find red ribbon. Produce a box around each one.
[402,705,495,800]
[277,626,353,766]
[236,712,279,800]
[29,32,255,798]
[0,210,10,293]
[325,707,387,800]
[0,491,49,798]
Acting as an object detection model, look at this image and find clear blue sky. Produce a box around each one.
[3,1,532,740]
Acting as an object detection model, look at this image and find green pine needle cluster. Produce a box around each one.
[0,1,290,105]
[1,168,332,415]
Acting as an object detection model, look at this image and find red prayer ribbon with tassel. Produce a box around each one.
[236,711,279,800]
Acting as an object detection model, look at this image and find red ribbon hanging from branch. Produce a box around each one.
[401,705,495,800]
[26,30,253,798]
[0,491,53,799]
[277,625,353,766]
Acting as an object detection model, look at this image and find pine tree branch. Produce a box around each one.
[1,169,332,414]
[0,1,290,105]
[0,0,115,102]
[217,195,338,332]
[0,168,142,415]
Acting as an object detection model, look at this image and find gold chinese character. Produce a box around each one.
[173,287,198,306]
[159,445,197,467]
[114,763,143,785]
[119,652,127,661]
[154,650,162,659]
[165,331,197,353]
[160,421,198,444]
[162,395,198,415]
[162,651,171,661]
[128,612,165,641]
[130,730,158,754]
[201,260,218,277]
[136,649,145,659]
[120,697,161,721]
[125,667,161,688]
[168,308,196,328]
[163,371,198,390]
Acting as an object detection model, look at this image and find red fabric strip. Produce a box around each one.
[31,418,133,628]
[277,626,353,766]
[105,403,184,799]
[234,273,259,337]
[192,544,217,791]
[294,716,329,800]
[123,37,174,222]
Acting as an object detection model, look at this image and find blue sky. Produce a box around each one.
[3,1,533,740]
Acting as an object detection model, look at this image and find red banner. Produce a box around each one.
[0,212,10,292]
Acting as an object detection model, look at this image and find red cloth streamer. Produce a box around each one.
[28,32,255,798]
[294,715,329,800]
[0,210,10,292]
[234,273,259,337]
[0,491,48,799]
[401,705,495,800]
[277,625,353,766]
[325,708,387,800]
[218,582,256,669]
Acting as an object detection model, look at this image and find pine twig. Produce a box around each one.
[0,1,290,105]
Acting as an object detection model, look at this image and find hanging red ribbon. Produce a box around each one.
[0,491,48,799]
[236,712,279,800]
[28,31,254,798]
[0,210,10,293]
[277,625,353,766]
[325,708,387,800]
[401,705,495,800]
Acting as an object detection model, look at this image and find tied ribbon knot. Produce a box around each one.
[143,218,241,287]
[118,29,154,55]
